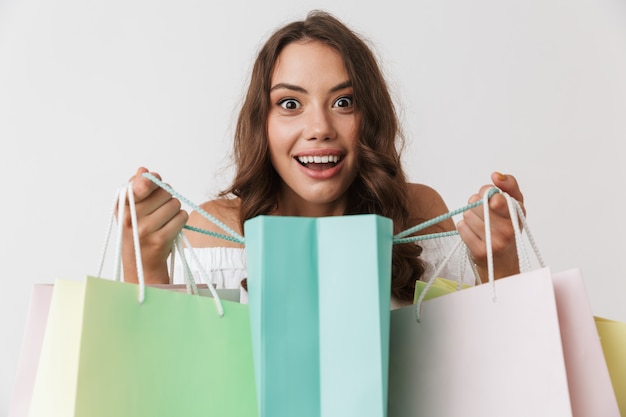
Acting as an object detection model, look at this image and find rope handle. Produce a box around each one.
[95,183,147,303]
[96,180,225,316]
[414,187,544,321]
[393,188,501,244]
[142,173,502,248]
[139,174,541,284]
[141,172,244,244]
[141,174,537,263]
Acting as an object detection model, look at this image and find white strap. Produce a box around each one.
[96,185,124,279]
[173,235,197,296]
[99,180,225,315]
[94,182,148,303]
[482,188,496,301]
[95,184,129,284]
[416,187,545,320]
[415,238,465,322]
[176,233,225,317]
[502,193,544,269]
[125,183,146,303]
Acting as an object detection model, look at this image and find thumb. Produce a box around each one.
[491,172,523,203]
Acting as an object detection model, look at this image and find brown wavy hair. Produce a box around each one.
[222,10,424,302]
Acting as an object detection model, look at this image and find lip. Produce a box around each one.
[293,149,345,180]
[293,149,344,158]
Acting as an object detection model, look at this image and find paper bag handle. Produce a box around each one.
[96,182,225,316]
[94,183,154,303]
[141,172,245,245]
[414,188,544,321]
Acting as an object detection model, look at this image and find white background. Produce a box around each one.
[1,0,625,412]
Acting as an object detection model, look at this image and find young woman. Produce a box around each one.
[123,11,523,308]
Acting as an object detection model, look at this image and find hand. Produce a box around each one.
[456,172,525,281]
[121,167,189,284]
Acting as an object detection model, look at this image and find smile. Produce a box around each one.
[295,154,342,171]
[296,155,341,164]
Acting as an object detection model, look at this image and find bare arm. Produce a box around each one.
[184,198,243,249]
[406,173,525,282]
[405,183,456,235]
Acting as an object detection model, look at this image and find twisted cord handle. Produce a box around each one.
[414,187,544,321]
[173,232,225,317]
[141,172,245,245]
[393,188,501,244]
[97,179,226,314]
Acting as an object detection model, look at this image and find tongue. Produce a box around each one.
[305,163,335,171]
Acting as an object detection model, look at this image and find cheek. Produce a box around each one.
[267,121,287,165]
[343,112,360,137]
[342,118,360,150]
[267,116,298,151]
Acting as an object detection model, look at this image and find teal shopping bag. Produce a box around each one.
[244,214,393,417]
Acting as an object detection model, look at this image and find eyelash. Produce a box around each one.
[333,96,353,109]
[277,98,301,110]
[276,95,354,110]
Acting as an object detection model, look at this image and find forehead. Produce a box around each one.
[271,40,348,84]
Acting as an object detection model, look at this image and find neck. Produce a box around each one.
[272,192,348,218]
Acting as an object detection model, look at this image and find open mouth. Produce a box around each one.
[295,155,342,171]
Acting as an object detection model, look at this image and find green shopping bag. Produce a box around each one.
[244,214,393,417]
[29,277,257,417]
[29,182,258,417]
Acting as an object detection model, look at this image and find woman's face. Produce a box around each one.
[267,40,360,216]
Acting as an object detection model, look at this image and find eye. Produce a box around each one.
[278,98,301,110]
[333,96,353,109]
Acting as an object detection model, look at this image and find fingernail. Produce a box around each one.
[496,172,506,181]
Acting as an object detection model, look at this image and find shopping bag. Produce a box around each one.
[28,182,258,417]
[389,267,573,417]
[551,269,620,416]
[389,189,619,417]
[595,316,626,416]
[28,277,257,417]
[10,284,238,416]
[8,284,53,417]
[409,270,620,417]
[244,214,393,417]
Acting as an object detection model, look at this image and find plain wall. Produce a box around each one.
[1,0,625,412]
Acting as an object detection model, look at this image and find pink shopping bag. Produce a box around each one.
[389,269,620,417]
[388,188,619,416]
[551,268,620,417]
[8,284,54,417]
[389,267,574,417]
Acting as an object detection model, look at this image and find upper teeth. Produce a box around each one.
[297,155,340,164]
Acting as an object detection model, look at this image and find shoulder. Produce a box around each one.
[405,183,455,234]
[184,197,243,248]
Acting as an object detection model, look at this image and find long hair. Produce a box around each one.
[222,10,424,302]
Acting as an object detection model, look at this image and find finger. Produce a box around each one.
[474,182,514,220]
[155,209,189,242]
[461,207,486,241]
[459,212,516,262]
[130,168,163,202]
[134,188,179,218]
[128,167,152,183]
[491,172,523,203]
[464,193,517,238]
[140,197,185,234]
[456,219,488,261]
[487,193,511,218]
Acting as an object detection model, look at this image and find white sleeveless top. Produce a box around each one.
[172,234,477,309]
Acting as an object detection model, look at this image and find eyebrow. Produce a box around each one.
[269,80,352,94]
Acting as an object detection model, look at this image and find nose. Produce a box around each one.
[304,105,336,141]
